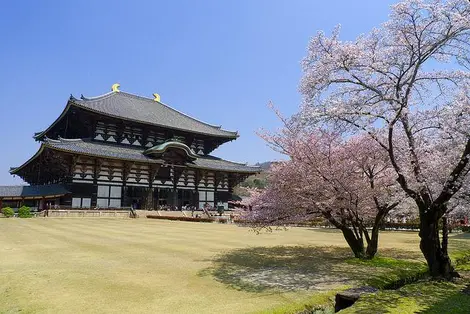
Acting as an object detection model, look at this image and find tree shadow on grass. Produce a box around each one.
[199,246,426,293]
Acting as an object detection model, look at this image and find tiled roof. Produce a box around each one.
[0,184,70,198]
[71,91,238,138]
[46,138,162,163]
[12,139,260,174]
[192,155,260,173]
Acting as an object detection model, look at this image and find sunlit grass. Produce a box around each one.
[0,218,468,313]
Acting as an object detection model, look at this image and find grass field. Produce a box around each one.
[0,218,467,313]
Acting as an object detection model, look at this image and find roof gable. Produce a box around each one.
[144,141,199,161]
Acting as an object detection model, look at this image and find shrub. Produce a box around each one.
[233,218,249,224]
[146,215,213,223]
[218,218,228,224]
[1,207,14,218]
[462,226,470,233]
[18,206,32,218]
[381,222,420,231]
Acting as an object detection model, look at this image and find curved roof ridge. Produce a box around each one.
[57,137,84,143]
[10,144,46,174]
[202,155,254,167]
[44,137,62,144]
[79,91,115,101]
[118,91,236,132]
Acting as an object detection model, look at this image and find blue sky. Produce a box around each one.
[0,0,397,185]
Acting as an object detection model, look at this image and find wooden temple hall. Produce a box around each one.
[2,84,259,211]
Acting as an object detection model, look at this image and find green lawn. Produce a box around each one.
[341,279,470,314]
[0,218,467,313]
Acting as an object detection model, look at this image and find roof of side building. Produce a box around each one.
[0,184,70,198]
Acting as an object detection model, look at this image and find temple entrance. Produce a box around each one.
[177,189,197,209]
[157,188,173,208]
[121,186,200,210]
[123,186,147,209]
[158,188,198,210]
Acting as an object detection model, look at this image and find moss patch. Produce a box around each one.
[346,257,428,289]
[255,290,340,314]
[341,280,470,314]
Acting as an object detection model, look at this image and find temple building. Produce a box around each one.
[2,85,259,211]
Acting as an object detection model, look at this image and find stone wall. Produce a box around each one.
[46,209,131,218]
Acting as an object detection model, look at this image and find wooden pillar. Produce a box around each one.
[172,166,184,210]
[227,174,236,201]
[122,162,132,208]
[172,167,178,209]
[172,187,178,209]
[144,165,160,210]
[214,172,222,209]
[0,198,3,209]
[144,188,154,209]
[91,158,101,208]
[92,162,98,208]
[194,170,202,208]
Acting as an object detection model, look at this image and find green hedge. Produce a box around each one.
[18,206,32,218]
[147,215,213,223]
[461,226,470,233]
[1,207,14,218]
[381,222,420,230]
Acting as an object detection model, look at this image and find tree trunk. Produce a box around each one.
[365,226,379,259]
[341,227,365,258]
[322,211,366,259]
[365,206,390,259]
[419,213,454,279]
[442,216,449,257]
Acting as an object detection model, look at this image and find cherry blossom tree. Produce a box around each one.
[299,0,470,277]
[245,128,401,259]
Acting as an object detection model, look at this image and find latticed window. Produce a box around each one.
[198,191,214,209]
[97,185,122,208]
[72,197,92,208]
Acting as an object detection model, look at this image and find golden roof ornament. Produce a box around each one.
[111,83,120,92]
[153,93,161,102]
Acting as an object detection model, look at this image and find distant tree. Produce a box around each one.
[245,129,401,259]
[298,0,470,278]
[240,175,268,189]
